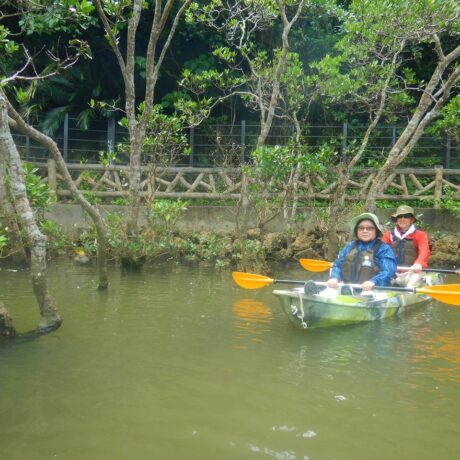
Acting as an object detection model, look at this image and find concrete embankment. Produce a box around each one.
[44,204,460,266]
[46,204,459,236]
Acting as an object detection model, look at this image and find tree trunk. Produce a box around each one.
[0,93,62,333]
[238,1,304,232]
[0,148,28,264]
[126,135,143,238]
[4,91,109,290]
[94,0,192,239]
[364,44,460,211]
[325,164,350,259]
[256,0,304,147]
[0,302,16,339]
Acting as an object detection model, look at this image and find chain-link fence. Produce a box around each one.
[12,115,460,168]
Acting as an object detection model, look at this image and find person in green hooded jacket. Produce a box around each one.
[327,212,397,291]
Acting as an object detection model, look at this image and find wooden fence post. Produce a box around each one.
[434,165,443,209]
[47,159,57,197]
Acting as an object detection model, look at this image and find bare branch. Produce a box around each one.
[1,44,80,86]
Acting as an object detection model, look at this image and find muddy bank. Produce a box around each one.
[261,228,460,268]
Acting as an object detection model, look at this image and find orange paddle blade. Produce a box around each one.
[299,258,332,272]
[416,284,460,306]
[232,272,274,289]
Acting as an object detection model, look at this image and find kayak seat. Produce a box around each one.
[304,280,320,295]
[340,286,353,295]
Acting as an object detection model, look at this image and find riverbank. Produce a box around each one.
[42,204,460,269]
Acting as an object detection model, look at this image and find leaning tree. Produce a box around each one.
[1,0,111,289]
[313,0,460,256]
[0,91,62,334]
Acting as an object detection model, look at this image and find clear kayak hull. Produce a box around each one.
[273,288,432,329]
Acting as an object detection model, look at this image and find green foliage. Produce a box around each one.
[0,25,19,56]
[39,219,69,250]
[144,199,189,238]
[78,226,99,255]
[0,226,8,255]
[231,238,267,273]
[119,104,190,164]
[174,96,213,127]
[79,212,134,257]
[180,232,233,266]
[246,143,332,186]
[246,145,294,184]
[98,150,118,167]
[82,191,101,205]
[440,186,460,220]
[73,170,102,203]
[400,155,439,168]
[22,162,54,217]
[39,106,70,135]
[17,0,96,35]
[143,105,190,163]
[76,207,267,270]
[428,95,460,141]
[290,210,310,224]
[313,0,459,124]
[110,197,129,206]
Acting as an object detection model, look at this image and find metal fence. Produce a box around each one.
[12,115,460,168]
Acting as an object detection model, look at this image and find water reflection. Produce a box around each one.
[1,261,460,460]
[409,329,460,382]
[232,299,273,347]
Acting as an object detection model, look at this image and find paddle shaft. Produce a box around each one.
[272,279,306,286]
[398,266,460,275]
[300,258,460,275]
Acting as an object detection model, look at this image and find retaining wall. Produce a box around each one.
[45,204,459,236]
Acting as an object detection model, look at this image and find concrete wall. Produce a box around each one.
[45,204,460,236]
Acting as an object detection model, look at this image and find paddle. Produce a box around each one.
[299,258,332,272]
[231,271,460,306]
[299,258,460,275]
[232,271,305,289]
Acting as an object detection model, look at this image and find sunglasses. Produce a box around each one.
[357,226,376,232]
[396,213,414,219]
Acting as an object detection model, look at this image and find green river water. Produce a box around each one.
[0,259,459,460]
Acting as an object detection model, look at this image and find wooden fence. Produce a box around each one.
[37,160,460,207]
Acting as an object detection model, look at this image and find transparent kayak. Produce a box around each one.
[273,287,431,330]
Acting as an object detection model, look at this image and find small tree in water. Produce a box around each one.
[0,93,62,335]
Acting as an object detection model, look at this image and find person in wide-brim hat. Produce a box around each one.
[382,205,430,287]
[326,212,396,292]
[391,205,417,222]
[350,212,384,237]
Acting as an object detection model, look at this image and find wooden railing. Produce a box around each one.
[36,160,460,207]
